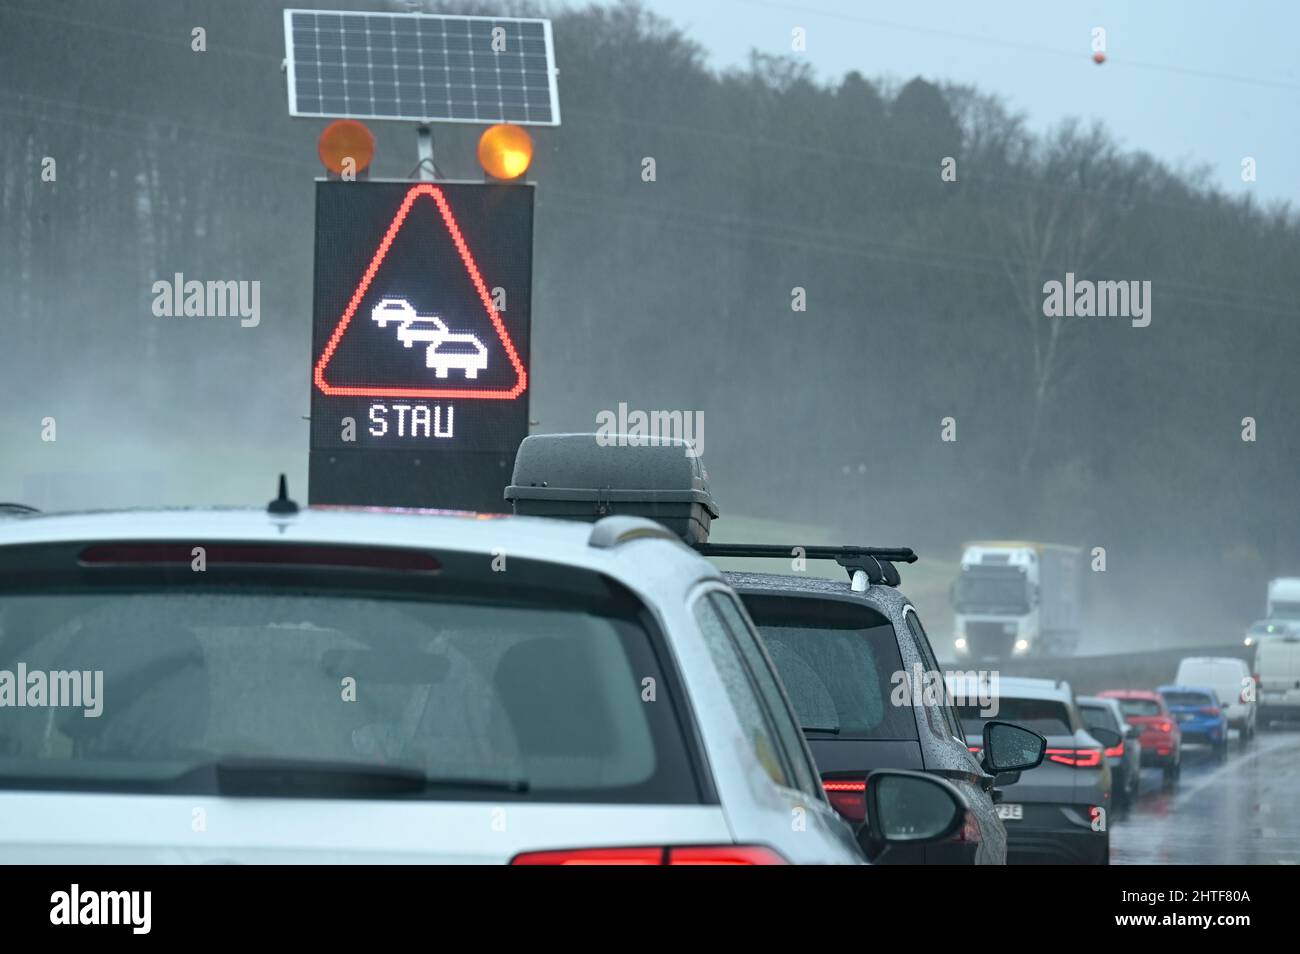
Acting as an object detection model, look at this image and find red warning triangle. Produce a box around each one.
[313,183,527,400]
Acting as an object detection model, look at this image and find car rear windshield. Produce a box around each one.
[740,594,917,740]
[0,561,701,802]
[1114,698,1161,718]
[1161,691,1214,708]
[1078,703,1119,733]
[958,698,1073,736]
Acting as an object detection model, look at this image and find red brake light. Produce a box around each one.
[1199,706,1221,717]
[1046,747,1102,768]
[1104,742,1124,758]
[510,847,663,865]
[954,809,981,843]
[822,778,867,824]
[509,845,788,865]
[78,542,440,572]
[1156,720,1174,733]
[667,846,789,865]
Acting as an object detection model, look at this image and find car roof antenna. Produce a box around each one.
[267,474,300,516]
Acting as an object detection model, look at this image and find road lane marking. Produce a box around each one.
[1173,734,1300,811]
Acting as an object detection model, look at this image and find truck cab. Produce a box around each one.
[951,542,1081,660]
[1266,577,1300,621]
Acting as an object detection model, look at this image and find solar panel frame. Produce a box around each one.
[283,8,560,126]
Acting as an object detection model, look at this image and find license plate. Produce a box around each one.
[997,804,1023,821]
[1177,713,1193,722]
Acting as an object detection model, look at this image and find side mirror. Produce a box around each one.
[981,720,1047,774]
[862,770,966,848]
[1088,727,1122,749]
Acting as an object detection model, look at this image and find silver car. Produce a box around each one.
[0,502,970,864]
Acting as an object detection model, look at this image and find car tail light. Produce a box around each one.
[1155,720,1174,734]
[509,845,789,865]
[511,847,662,865]
[954,809,981,843]
[79,542,440,572]
[1046,747,1102,767]
[822,779,867,824]
[668,846,789,865]
[968,745,982,755]
[1199,706,1221,717]
[1104,742,1124,758]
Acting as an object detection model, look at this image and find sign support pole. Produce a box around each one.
[416,125,435,180]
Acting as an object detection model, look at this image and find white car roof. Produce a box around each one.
[0,506,722,594]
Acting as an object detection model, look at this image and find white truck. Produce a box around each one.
[951,541,1083,659]
[1266,577,1300,621]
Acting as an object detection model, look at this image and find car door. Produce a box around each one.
[902,606,1006,865]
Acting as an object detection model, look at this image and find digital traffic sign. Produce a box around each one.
[308,180,533,511]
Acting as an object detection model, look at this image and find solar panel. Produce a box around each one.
[283,9,560,126]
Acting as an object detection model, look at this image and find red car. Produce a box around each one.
[1097,689,1182,789]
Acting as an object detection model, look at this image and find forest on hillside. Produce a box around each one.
[2,0,1297,634]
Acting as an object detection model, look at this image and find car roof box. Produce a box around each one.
[504,433,718,545]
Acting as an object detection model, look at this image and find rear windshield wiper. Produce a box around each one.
[193,757,530,798]
[802,726,842,735]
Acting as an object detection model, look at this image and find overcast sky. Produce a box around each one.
[610,0,1300,208]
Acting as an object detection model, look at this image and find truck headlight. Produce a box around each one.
[954,637,968,651]
[1013,639,1030,654]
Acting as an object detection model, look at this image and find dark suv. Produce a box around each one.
[716,550,1045,865]
[500,435,1045,864]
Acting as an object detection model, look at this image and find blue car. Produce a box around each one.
[1157,685,1229,762]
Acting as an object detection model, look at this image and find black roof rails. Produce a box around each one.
[693,543,917,587]
[0,503,39,516]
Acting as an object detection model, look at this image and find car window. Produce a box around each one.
[1114,698,1162,718]
[691,592,792,789]
[1079,704,1119,733]
[958,698,1072,736]
[0,582,701,803]
[742,594,917,741]
[905,608,965,741]
[1161,690,1216,708]
[710,593,820,798]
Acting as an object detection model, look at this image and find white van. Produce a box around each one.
[1174,656,1256,743]
[1257,633,1300,727]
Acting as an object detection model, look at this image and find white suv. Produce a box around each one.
[0,502,970,864]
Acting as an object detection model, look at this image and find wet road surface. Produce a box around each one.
[1111,724,1300,864]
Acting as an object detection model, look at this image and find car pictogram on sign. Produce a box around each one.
[370,297,489,380]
